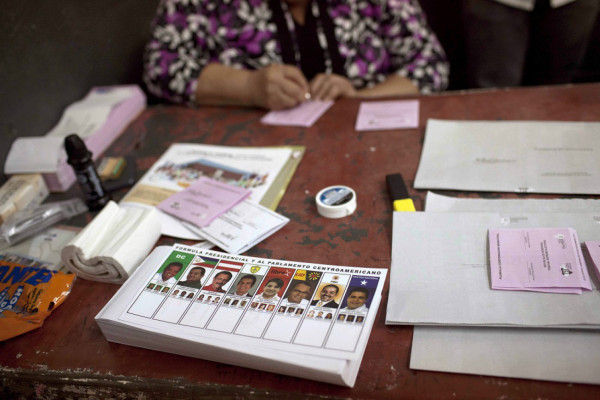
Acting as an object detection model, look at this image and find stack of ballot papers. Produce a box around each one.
[4,85,146,192]
[394,193,600,385]
[96,244,386,387]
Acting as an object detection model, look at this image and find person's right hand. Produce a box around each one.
[248,64,310,110]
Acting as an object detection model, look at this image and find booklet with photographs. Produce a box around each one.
[95,244,387,387]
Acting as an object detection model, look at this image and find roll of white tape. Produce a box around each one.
[315,185,357,219]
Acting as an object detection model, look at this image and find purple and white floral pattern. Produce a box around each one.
[144,0,449,105]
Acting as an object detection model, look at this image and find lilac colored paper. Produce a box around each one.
[584,241,600,281]
[260,100,333,127]
[157,177,250,228]
[355,100,419,131]
[489,228,592,294]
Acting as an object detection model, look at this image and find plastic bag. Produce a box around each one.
[0,260,75,341]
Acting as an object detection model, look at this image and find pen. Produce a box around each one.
[386,173,416,212]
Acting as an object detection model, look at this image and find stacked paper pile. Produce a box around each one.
[387,193,600,384]
[96,245,386,386]
[4,85,146,192]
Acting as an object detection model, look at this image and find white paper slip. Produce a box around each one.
[261,100,333,127]
[95,245,387,387]
[425,191,600,213]
[386,212,600,328]
[4,137,66,174]
[414,120,600,194]
[45,86,134,139]
[410,326,600,385]
[355,100,419,131]
[182,200,289,254]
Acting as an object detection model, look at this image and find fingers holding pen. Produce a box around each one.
[281,65,311,101]
[249,64,310,110]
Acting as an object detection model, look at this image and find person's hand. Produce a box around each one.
[309,73,356,101]
[248,64,310,110]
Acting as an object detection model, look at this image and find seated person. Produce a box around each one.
[144,0,449,110]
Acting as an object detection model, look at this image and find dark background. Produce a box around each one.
[1,0,598,177]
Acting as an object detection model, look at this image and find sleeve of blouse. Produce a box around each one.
[380,0,450,93]
[143,0,214,105]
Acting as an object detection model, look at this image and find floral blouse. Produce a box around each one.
[143,0,450,105]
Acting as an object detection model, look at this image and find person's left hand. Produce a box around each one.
[309,73,356,101]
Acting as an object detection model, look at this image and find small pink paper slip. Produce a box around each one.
[157,177,250,228]
[260,100,333,127]
[488,227,592,294]
[354,100,419,131]
[584,241,600,281]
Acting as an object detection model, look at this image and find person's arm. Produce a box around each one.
[381,0,450,93]
[143,0,210,105]
[355,74,419,97]
[143,0,309,109]
[195,63,310,110]
[309,73,417,101]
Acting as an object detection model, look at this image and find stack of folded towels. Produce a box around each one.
[61,201,161,284]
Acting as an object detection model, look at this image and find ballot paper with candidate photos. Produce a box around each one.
[96,244,386,387]
[489,227,592,294]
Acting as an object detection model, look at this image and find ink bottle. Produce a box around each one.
[64,134,110,211]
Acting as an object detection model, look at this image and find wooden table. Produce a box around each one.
[2,83,600,399]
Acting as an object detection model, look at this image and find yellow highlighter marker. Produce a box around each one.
[386,173,416,212]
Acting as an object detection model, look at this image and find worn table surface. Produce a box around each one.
[2,83,600,399]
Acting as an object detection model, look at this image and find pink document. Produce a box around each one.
[157,177,250,228]
[584,241,600,281]
[260,100,333,127]
[489,228,592,294]
[355,100,419,131]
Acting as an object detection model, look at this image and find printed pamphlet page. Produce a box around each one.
[121,143,304,239]
[96,245,387,387]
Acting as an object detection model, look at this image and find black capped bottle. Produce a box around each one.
[64,134,110,211]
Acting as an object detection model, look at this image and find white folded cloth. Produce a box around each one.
[61,201,161,283]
